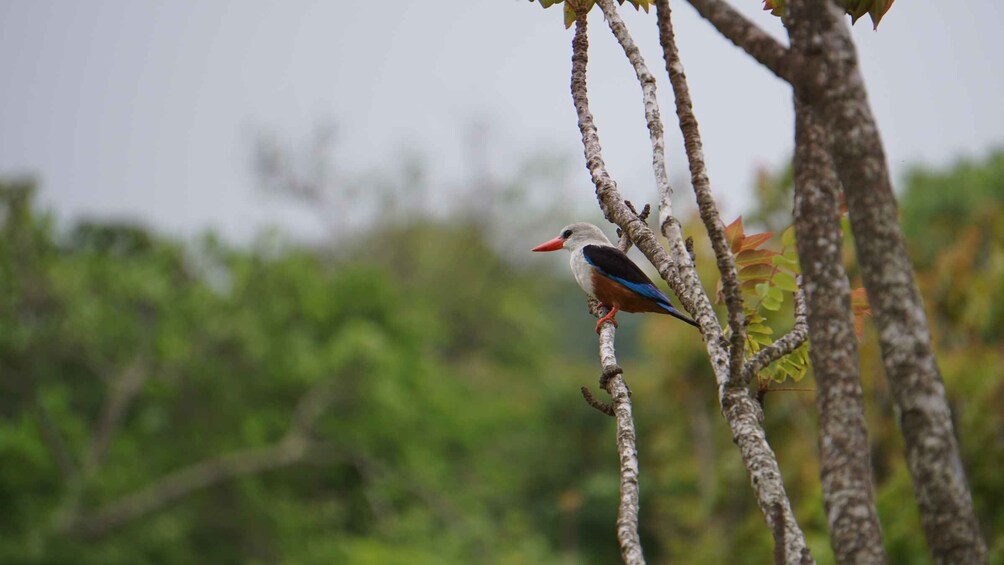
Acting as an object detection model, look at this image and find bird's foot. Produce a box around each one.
[595,307,620,334]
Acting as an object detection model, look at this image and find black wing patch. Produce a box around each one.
[582,245,670,305]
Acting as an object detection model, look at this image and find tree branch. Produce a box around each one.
[570,8,813,564]
[85,359,149,475]
[593,306,645,565]
[742,283,808,384]
[57,373,344,540]
[33,389,79,482]
[64,438,311,540]
[792,98,885,564]
[683,0,793,82]
[651,0,746,385]
[785,2,988,563]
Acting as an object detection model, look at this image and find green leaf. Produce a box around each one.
[774,271,798,292]
[748,323,773,336]
[781,225,796,248]
[762,287,783,311]
[772,254,800,271]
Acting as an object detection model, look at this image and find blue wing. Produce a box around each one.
[583,244,699,328]
[582,245,672,306]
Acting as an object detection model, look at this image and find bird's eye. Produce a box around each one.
[562,229,573,239]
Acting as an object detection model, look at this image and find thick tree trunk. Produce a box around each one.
[787,2,988,563]
[793,100,885,565]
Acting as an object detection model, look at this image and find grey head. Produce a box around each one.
[555,222,612,252]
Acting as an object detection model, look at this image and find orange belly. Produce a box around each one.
[591,272,665,314]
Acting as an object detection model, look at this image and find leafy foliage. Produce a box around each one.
[3,148,1003,564]
[530,0,652,28]
[720,216,809,384]
[719,215,872,386]
[762,0,895,29]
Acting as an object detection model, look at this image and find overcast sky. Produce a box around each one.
[1,1,1002,242]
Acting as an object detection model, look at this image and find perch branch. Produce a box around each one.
[571,8,813,564]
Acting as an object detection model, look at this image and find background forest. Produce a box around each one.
[2,148,1002,564]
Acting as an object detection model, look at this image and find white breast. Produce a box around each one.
[569,248,596,298]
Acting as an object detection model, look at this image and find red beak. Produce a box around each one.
[532,236,565,252]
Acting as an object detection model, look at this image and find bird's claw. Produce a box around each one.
[595,310,619,334]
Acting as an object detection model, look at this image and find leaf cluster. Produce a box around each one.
[762,0,896,29]
[530,0,652,28]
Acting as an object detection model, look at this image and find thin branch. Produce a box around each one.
[33,391,79,482]
[593,301,646,565]
[63,439,310,539]
[570,8,813,564]
[572,13,646,564]
[85,359,149,475]
[652,0,746,385]
[742,282,808,383]
[683,0,793,82]
[58,373,344,539]
[581,386,615,416]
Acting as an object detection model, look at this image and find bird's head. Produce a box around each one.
[532,222,612,253]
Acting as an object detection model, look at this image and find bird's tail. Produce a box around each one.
[658,302,701,329]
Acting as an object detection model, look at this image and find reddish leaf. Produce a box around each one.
[736,248,779,267]
[725,216,745,253]
[740,232,774,251]
[850,287,872,341]
[739,263,776,279]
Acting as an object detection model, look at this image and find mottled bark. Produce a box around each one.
[786,2,988,563]
[570,10,813,564]
[595,301,646,565]
[579,226,650,564]
[793,100,886,565]
[651,0,746,385]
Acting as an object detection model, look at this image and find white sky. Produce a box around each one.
[1,1,1002,242]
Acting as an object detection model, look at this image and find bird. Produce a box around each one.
[532,222,699,333]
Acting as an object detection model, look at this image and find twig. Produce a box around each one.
[57,373,345,539]
[652,0,746,385]
[85,359,149,475]
[33,390,79,482]
[581,386,615,416]
[62,439,311,539]
[742,282,808,384]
